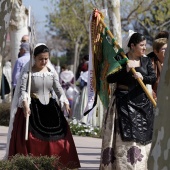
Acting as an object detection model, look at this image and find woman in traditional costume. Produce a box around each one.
[59,64,75,116]
[5,43,80,169]
[73,65,89,123]
[100,31,156,170]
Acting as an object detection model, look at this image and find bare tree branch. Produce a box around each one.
[121,0,160,22]
[121,0,144,22]
[156,19,170,30]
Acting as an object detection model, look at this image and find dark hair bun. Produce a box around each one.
[128,33,146,47]
[34,45,49,56]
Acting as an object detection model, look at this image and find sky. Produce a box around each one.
[22,0,51,41]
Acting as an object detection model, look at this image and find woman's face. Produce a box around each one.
[132,40,146,57]
[154,43,167,63]
[34,52,49,69]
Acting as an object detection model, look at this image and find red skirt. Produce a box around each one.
[8,108,80,169]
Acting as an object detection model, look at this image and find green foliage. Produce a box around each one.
[140,1,170,40]
[50,56,58,65]
[121,0,170,43]
[0,154,67,170]
[0,102,10,126]
[50,55,68,66]
[47,0,92,61]
[68,117,101,138]
[47,0,170,54]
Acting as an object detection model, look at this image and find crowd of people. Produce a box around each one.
[1,28,169,170]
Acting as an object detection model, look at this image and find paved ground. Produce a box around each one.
[0,126,7,160]
[0,126,102,169]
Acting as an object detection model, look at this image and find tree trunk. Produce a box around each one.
[0,0,13,54]
[73,41,79,76]
[106,0,122,46]
[73,34,83,77]
[9,0,28,71]
[0,0,13,102]
[148,31,170,169]
[101,0,107,9]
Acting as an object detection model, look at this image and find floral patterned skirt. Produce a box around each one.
[100,96,151,170]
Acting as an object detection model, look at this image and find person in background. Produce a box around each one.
[73,62,88,123]
[75,54,89,80]
[5,43,80,169]
[18,35,29,58]
[155,31,169,40]
[151,38,167,101]
[59,64,75,116]
[147,31,169,61]
[100,31,156,169]
[21,35,29,43]
[147,31,169,101]
[0,60,12,102]
[10,35,29,96]
[60,65,74,91]
[12,42,30,95]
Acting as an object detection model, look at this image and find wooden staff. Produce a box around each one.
[25,6,32,140]
[98,13,156,107]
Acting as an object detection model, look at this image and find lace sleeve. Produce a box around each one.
[18,72,29,107]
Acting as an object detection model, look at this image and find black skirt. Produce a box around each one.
[115,87,154,145]
[29,98,67,141]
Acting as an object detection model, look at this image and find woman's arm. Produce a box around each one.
[19,72,30,116]
[52,72,70,113]
[22,100,30,117]
[143,57,157,84]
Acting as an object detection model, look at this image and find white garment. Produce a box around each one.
[3,61,12,89]
[122,30,136,53]
[60,70,74,83]
[79,71,88,83]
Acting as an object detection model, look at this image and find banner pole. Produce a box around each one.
[99,17,156,107]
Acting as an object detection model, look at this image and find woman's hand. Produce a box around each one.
[126,60,140,72]
[64,103,71,116]
[23,101,31,117]
[133,72,143,80]
[126,60,135,72]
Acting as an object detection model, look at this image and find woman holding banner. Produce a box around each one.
[100,31,156,170]
[5,43,80,169]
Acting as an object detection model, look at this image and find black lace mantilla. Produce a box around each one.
[29,98,67,141]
